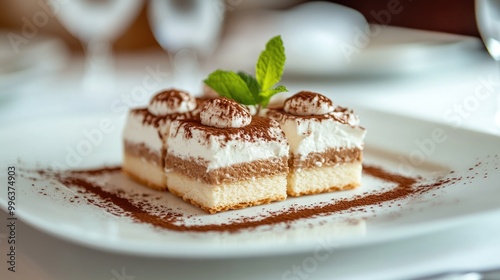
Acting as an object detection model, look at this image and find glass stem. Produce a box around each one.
[171,48,203,93]
[82,40,115,96]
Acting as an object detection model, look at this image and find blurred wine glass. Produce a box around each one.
[148,0,224,92]
[53,0,143,96]
[476,0,500,127]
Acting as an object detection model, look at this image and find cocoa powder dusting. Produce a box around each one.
[24,161,479,234]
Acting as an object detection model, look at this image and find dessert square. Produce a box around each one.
[122,89,202,191]
[165,98,289,213]
[267,91,367,196]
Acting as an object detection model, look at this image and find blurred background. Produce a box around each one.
[0,0,480,53]
[1,0,499,134]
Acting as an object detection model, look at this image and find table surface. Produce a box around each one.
[1,34,500,280]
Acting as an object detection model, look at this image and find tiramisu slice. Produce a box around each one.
[165,98,289,213]
[123,89,201,190]
[267,91,366,196]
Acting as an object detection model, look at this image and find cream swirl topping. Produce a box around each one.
[331,107,360,126]
[148,89,196,116]
[200,98,252,128]
[283,91,334,116]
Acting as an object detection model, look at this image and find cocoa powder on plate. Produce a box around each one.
[28,164,464,233]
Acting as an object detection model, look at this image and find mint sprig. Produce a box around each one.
[256,35,286,94]
[204,35,288,113]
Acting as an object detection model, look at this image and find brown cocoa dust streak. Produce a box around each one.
[40,165,452,233]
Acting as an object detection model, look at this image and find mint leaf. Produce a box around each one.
[203,35,287,112]
[204,70,256,105]
[256,35,286,92]
[260,85,288,98]
[260,85,288,107]
[237,71,261,102]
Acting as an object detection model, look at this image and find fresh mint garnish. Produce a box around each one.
[204,35,288,113]
[237,71,260,99]
[256,35,286,94]
[203,70,256,105]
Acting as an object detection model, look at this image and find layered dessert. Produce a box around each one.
[123,89,202,190]
[165,98,289,213]
[266,91,366,196]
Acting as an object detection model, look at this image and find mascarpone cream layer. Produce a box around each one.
[268,110,366,160]
[167,119,289,171]
[123,110,170,152]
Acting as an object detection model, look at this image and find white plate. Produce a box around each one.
[214,11,482,77]
[346,26,482,75]
[0,108,499,258]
